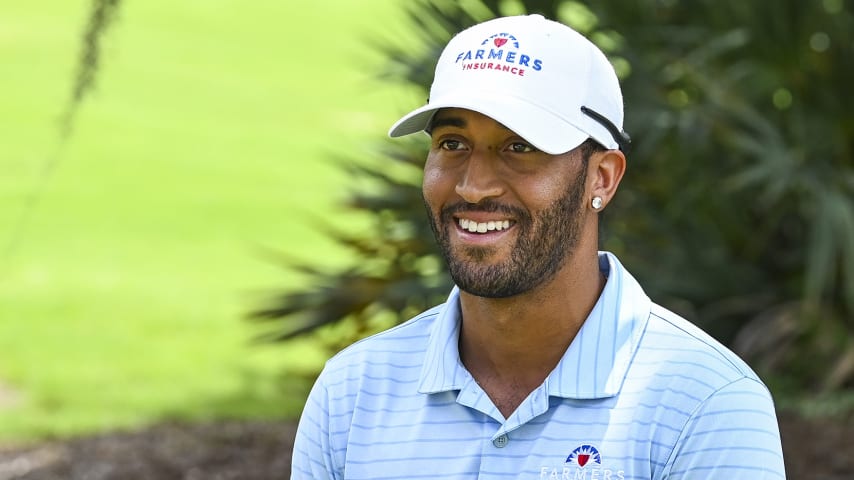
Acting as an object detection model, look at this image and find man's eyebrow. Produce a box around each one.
[426,116,466,133]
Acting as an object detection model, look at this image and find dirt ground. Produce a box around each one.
[0,411,850,479]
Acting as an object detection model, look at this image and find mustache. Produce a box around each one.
[440,200,528,222]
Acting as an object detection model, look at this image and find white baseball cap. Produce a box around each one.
[388,14,630,154]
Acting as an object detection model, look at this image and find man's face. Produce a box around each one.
[423,108,590,298]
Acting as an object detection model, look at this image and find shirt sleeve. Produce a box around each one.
[291,374,340,480]
[662,376,786,479]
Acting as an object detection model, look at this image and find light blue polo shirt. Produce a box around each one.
[292,252,785,479]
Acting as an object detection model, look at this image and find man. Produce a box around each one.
[292,14,785,479]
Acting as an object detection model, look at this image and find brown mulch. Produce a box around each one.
[0,422,296,480]
[0,412,850,479]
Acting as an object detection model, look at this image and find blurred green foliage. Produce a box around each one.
[249,0,853,395]
[2,0,408,442]
[66,0,121,132]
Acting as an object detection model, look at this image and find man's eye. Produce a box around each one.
[508,142,536,153]
[440,139,464,151]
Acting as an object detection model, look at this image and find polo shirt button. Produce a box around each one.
[493,434,509,448]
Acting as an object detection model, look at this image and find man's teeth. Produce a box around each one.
[458,218,511,233]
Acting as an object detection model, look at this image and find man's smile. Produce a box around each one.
[457,218,512,233]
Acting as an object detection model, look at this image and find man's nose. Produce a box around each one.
[454,150,505,204]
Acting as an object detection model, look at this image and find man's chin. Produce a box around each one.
[447,261,517,297]
[452,244,505,264]
[453,280,522,299]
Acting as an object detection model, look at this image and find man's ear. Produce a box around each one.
[589,149,626,209]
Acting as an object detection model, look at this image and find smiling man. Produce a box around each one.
[291,15,785,479]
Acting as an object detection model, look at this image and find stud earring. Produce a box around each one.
[591,196,603,209]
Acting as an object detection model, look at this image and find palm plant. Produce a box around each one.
[67,0,122,134]
[588,0,854,393]
[249,0,853,394]
[4,0,122,267]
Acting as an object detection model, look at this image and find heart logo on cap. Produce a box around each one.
[494,38,508,47]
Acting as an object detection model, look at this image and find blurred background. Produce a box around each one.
[1,0,414,440]
[1,0,852,478]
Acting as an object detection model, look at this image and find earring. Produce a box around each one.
[591,196,603,209]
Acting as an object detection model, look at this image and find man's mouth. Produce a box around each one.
[457,218,512,233]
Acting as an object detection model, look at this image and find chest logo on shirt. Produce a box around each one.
[565,445,601,467]
[539,444,625,480]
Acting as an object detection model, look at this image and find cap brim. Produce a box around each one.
[388,90,589,155]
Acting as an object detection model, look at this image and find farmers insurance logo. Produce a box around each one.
[454,32,544,77]
[566,445,601,467]
[539,445,625,480]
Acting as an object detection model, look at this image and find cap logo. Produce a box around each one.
[484,33,518,49]
[453,32,543,77]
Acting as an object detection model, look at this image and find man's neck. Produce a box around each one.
[457,251,606,418]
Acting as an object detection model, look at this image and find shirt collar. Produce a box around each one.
[418,287,469,394]
[546,252,651,398]
[418,252,651,398]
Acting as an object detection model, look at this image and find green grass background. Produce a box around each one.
[0,0,420,444]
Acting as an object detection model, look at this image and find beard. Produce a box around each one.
[425,166,588,298]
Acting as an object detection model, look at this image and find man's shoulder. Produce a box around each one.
[636,307,784,477]
[637,303,765,386]
[319,303,445,382]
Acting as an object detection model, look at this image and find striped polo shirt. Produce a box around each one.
[292,252,785,479]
